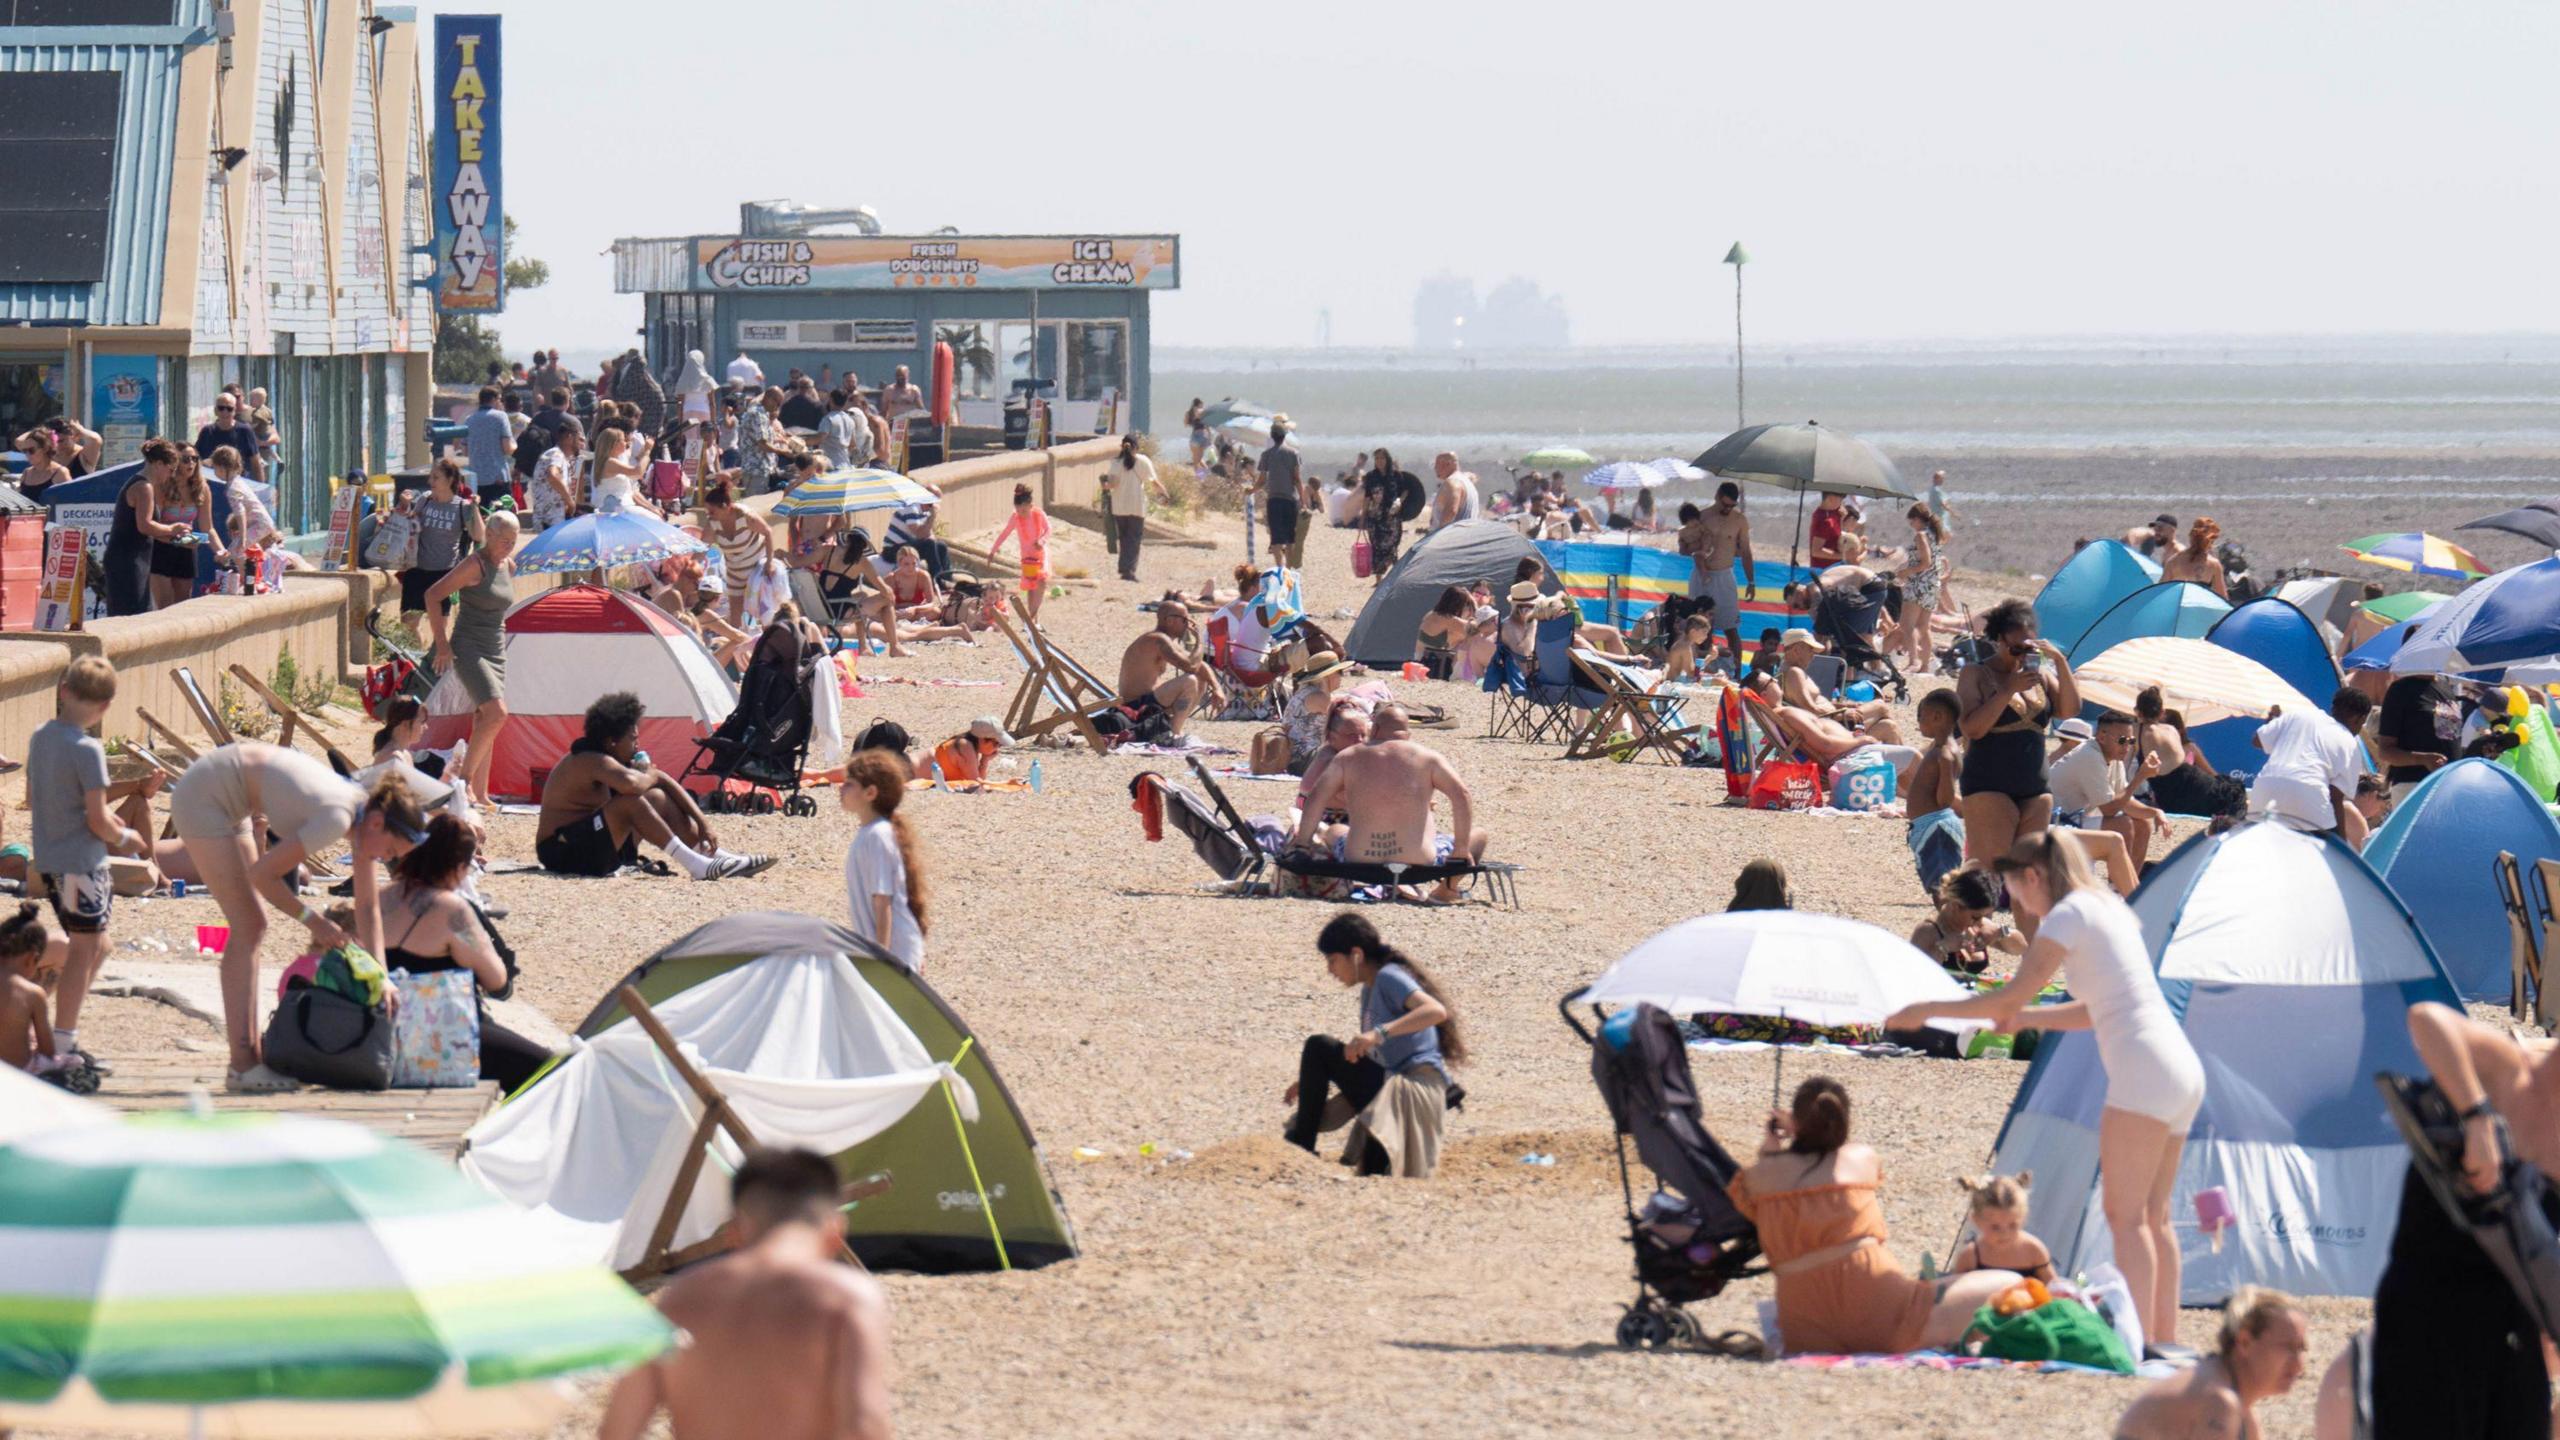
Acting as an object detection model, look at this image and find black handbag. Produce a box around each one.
[262,984,395,1091]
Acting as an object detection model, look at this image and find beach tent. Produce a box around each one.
[1342,519,1548,667]
[1991,824,2460,1303]
[2193,598,2345,778]
[2273,576,2366,653]
[2364,758,2560,1003]
[2036,542,2163,656]
[419,583,735,801]
[2064,581,2231,668]
[464,911,1076,1275]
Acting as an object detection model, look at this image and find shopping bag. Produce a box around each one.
[1352,535,1374,579]
[1829,753,1898,811]
[1962,1296,2135,1373]
[1746,760,1821,811]
[388,968,481,1089]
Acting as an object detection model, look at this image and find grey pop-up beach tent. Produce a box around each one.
[1343,519,1550,667]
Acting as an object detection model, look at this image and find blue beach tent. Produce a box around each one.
[2065,581,2231,669]
[1991,823,2461,1303]
[2035,541,2162,657]
[2194,598,2345,779]
[2363,758,2560,1003]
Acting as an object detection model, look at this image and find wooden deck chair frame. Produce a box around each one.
[989,597,1119,754]
[1563,652,1698,765]
[1734,688,1813,773]
[2533,859,2560,1032]
[227,664,359,775]
[173,666,234,748]
[611,985,892,1284]
[133,711,201,767]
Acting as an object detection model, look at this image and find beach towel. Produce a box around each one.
[1115,739,1240,757]
[1779,1351,2173,1379]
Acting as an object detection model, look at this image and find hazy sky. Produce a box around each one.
[411,0,2560,352]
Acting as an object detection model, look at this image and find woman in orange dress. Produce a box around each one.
[1732,1077,2023,1355]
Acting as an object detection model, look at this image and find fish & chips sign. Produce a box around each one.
[696,236,1178,292]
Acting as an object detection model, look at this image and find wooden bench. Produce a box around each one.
[101,1053,497,1158]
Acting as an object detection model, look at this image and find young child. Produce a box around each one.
[28,655,145,1080]
[839,749,927,968]
[1950,1172,2056,1283]
[0,902,61,1078]
[990,482,1053,621]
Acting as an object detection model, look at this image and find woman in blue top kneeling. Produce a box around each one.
[1282,911,1467,1178]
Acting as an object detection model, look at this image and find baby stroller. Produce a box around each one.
[1568,997,1765,1353]
[683,646,822,816]
[363,611,440,718]
[1804,581,1909,701]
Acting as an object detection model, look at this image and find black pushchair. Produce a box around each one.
[1805,581,1909,701]
[1564,997,1765,1353]
[683,650,822,816]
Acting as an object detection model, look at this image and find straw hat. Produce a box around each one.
[1780,627,1822,651]
[1507,581,1542,605]
[1295,650,1353,685]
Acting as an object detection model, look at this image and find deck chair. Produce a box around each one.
[990,598,1120,754]
[788,565,856,630]
[228,664,360,775]
[1206,610,1289,721]
[1564,651,1697,765]
[1163,759,1273,888]
[2526,856,2560,1032]
[173,666,235,747]
[1735,687,1816,773]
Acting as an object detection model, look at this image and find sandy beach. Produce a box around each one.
[64,500,2379,1440]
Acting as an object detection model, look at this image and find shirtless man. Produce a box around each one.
[1749,673,1922,782]
[1116,602,1224,738]
[2123,512,2181,563]
[599,1148,893,1440]
[535,692,772,881]
[1286,702,1486,903]
[2116,1287,2306,1440]
[1689,482,1756,664]
[1776,629,1903,741]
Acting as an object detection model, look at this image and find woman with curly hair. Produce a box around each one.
[2161,516,2228,598]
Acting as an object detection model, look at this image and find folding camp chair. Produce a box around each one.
[1483,644,1535,739]
[1173,757,1272,888]
[1804,655,1848,699]
[1206,610,1289,721]
[990,598,1121,754]
[788,565,857,630]
[1564,651,1698,765]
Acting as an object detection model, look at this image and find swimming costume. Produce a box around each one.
[1958,668,2053,802]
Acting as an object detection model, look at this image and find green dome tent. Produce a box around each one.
[466,912,1075,1276]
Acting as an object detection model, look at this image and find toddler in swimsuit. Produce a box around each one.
[1949,1172,2055,1283]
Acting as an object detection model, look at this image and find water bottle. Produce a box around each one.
[923,756,943,789]
[1918,1251,1939,1281]
[1028,759,1044,794]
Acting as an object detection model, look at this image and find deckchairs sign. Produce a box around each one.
[432,15,503,313]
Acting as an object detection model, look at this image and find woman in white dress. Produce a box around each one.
[1887,832,2205,1358]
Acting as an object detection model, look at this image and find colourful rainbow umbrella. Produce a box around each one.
[0,1110,672,1436]
[768,466,940,519]
[2339,532,2488,581]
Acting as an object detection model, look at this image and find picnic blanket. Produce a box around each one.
[1779,1350,2175,1379]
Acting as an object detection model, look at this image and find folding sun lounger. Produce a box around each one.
[1188,758,1523,909]
[1564,650,1696,766]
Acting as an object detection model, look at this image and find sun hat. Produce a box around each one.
[1507,581,1542,604]
[2056,717,2096,741]
[1780,627,1822,650]
[1295,650,1354,685]
[965,716,1015,746]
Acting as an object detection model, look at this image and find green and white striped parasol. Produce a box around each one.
[0,1109,673,1437]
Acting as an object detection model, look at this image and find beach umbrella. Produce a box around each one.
[1693,421,1911,570]
[2341,607,2446,673]
[1215,414,1275,444]
[2338,532,2489,582]
[0,1066,107,1143]
[1520,446,1596,470]
[511,496,708,575]
[767,466,939,519]
[2458,499,2560,551]
[2394,554,2560,677]
[1581,461,1666,491]
[0,1109,672,1437]
[2074,635,2325,725]
[1647,457,1709,482]
[2363,590,2451,627]
[1575,910,1974,1102]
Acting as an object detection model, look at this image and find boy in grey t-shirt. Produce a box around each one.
[29,656,145,1073]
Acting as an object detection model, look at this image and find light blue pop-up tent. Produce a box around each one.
[2066,581,2231,668]
[2035,541,2162,656]
[2364,758,2560,1003]
[1991,823,2460,1302]
[2194,597,2346,779]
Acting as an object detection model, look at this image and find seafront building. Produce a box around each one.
[0,0,435,531]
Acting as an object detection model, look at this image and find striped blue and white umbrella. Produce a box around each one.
[1647,457,1708,482]
[512,497,707,575]
[2394,553,2560,678]
[1581,461,1666,491]
[0,1109,671,1437]
[768,467,939,519]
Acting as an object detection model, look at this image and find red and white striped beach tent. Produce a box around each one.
[422,583,736,802]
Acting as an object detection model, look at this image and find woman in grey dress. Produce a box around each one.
[425,509,520,805]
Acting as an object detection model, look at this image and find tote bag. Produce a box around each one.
[262,985,394,1091]
[1747,760,1821,811]
[389,968,482,1089]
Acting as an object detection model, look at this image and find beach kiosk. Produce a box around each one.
[611,204,1178,438]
